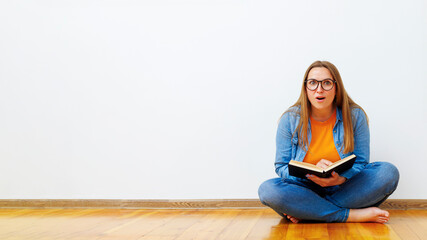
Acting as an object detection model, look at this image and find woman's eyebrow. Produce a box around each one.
[307,78,333,81]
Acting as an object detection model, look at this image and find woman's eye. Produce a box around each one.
[323,81,332,86]
[308,81,317,85]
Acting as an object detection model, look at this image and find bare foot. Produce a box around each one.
[283,213,300,223]
[346,207,390,223]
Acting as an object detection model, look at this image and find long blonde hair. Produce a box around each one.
[284,61,368,154]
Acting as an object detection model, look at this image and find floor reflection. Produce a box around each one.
[265,217,394,239]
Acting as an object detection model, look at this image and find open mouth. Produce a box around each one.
[316,97,326,100]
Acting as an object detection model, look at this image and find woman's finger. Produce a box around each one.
[320,159,333,166]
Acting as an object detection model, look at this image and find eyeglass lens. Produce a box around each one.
[306,79,334,91]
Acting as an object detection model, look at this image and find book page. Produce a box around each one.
[289,160,323,172]
[324,154,356,172]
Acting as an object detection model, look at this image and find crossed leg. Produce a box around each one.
[258,162,399,223]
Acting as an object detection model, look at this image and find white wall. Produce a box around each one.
[0,0,426,199]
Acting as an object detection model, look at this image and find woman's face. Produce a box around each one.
[306,67,336,112]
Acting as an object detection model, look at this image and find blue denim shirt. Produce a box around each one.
[275,106,369,182]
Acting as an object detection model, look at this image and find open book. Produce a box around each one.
[288,154,356,178]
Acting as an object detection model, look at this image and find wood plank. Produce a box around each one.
[135,209,223,240]
[176,209,241,240]
[263,218,290,240]
[1,199,426,210]
[59,209,154,239]
[215,209,263,240]
[353,223,400,240]
[97,209,186,240]
[0,199,265,209]
[0,208,426,239]
[405,210,427,240]
[388,210,421,240]
[380,200,427,210]
[244,209,286,240]
[327,223,356,240]
[285,222,329,239]
[0,209,63,239]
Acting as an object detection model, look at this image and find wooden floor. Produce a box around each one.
[0,208,426,240]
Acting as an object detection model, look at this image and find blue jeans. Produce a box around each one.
[258,162,399,222]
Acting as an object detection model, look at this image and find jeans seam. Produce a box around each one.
[324,195,343,208]
[342,208,349,222]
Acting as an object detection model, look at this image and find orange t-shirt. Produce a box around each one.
[303,111,341,165]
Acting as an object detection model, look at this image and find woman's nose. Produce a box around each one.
[316,85,324,92]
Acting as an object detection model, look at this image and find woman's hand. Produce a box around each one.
[306,171,347,187]
[316,159,333,169]
[307,159,347,187]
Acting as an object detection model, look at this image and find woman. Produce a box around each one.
[258,61,399,223]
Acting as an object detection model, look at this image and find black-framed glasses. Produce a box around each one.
[305,79,336,91]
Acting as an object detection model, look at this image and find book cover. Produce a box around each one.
[288,154,356,179]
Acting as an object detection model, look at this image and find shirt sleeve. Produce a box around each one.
[274,112,295,180]
[340,108,370,180]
